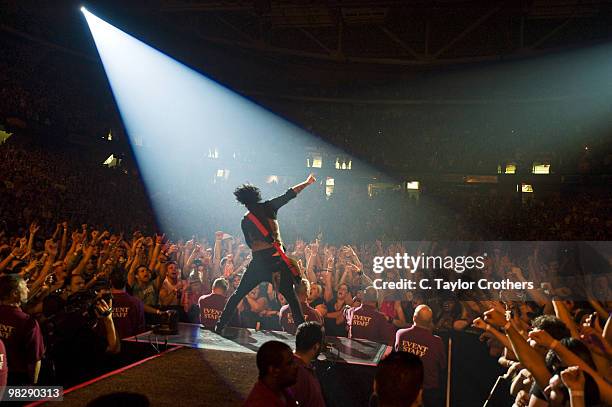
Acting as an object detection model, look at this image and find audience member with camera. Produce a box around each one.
[42,273,120,386]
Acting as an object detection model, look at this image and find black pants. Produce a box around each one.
[217,249,304,330]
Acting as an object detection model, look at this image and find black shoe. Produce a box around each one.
[214,324,238,339]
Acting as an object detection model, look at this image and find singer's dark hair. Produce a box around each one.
[234,184,262,206]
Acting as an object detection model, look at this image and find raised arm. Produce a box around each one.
[212,232,223,279]
[153,244,175,292]
[510,266,550,308]
[183,245,201,278]
[225,238,234,263]
[26,222,40,258]
[338,267,350,288]
[96,299,121,354]
[347,245,363,272]
[291,174,316,195]
[323,268,334,303]
[233,252,251,275]
[305,244,318,284]
[587,298,609,321]
[528,329,612,406]
[72,230,107,275]
[472,317,512,350]
[127,249,142,288]
[63,230,85,267]
[0,244,24,272]
[59,222,69,260]
[148,234,164,271]
[553,300,580,338]
[604,314,612,345]
[28,240,58,297]
[72,243,95,276]
[51,223,62,241]
[483,308,551,390]
[560,367,586,407]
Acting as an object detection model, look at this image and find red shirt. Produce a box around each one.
[198,293,227,329]
[395,325,446,389]
[289,355,326,407]
[279,302,322,334]
[111,291,146,339]
[244,380,298,407]
[0,305,44,381]
[0,338,7,389]
[344,304,396,345]
[379,301,398,320]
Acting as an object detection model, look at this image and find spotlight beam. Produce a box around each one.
[81,9,377,237]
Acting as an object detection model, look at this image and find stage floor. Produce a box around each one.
[32,324,388,406]
[124,323,390,366]
[34,346,255,406]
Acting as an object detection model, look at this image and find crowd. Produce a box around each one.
[0,211,610,405]
[0,33,116,143]
[1,138,612,244]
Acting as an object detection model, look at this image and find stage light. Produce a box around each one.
[532,162,550,174]
[103,154,119,167]
[307,153,323,168]
[325,177,335,198]
[80,6,87,13]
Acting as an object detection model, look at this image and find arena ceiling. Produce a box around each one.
[4,0,612,94]
[151,0,612,66]
[4,0,612,72]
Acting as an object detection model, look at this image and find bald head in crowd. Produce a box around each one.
[363,286,378,306]
[212,277,228,295]
[413,305,433,330]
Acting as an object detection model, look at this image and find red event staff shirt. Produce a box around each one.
[0,338,7,389]
[289,355,326,407]
[198,293,227,329]
[395,325,446,389]
[344,303,396,345]
[0,304,44,383]
[111,291,146,339]
[279,302,322,335]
